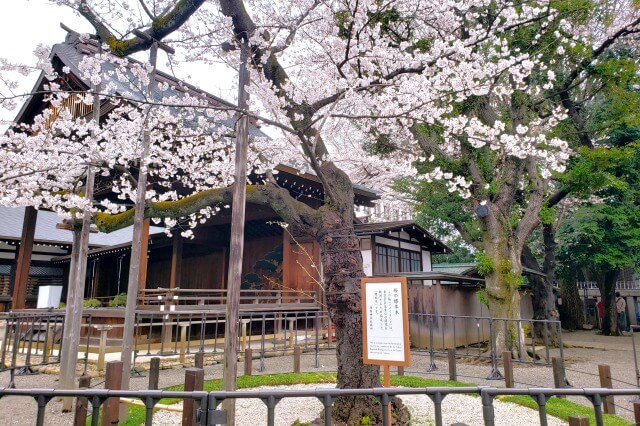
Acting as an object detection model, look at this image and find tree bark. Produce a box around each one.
[597,269,621,336]
[558,278,584,330]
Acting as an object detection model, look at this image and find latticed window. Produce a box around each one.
[375,244,422,274]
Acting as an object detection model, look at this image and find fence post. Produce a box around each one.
[241,319,249,351]
[447,348,457,381]
[43,324,55,363]
[598,364,615,414]
[502,351,514,388]
[102,360,123,426]
[568,416,589,426]
[179,324,188,364]
[149,357,160,390]
[195,350,204,369]
[73,375,91,426]
[552,357,566,398]
[397,366,404,376]
[288,319,295,348]
[96,325,111,372]
[633,402,640,425]
[294,345,301,373]
[244,348,253,376]
[182,367,204,426]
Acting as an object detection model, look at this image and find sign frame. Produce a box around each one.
[361,276,411,367]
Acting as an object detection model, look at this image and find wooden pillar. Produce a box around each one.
[169,235,183,289]
[11,207,37,309]
[183,368,204,426]
[282,231,291,296]
[138,218,150,291]
[503,351,514,388]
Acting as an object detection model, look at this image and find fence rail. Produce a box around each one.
[577,280,640,290]
[0,385,636,426]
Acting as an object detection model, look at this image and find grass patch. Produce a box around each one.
[100,372,630,426]
[498,395,631,426]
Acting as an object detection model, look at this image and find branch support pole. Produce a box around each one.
[221,41,250,425]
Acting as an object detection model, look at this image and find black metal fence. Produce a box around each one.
[0,312,92,387]
[0,385,636,426]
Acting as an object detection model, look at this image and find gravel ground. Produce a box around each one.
[0,333,637,425]
[150,383,566,426]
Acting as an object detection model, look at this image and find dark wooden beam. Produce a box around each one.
[11,207,38,309]
[169,235,183,289]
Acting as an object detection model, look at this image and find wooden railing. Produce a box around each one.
[137,288,319,308]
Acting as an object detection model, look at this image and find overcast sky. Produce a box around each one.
[1,0,238,124]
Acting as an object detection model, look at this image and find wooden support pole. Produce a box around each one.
[148,357,160,390]
[503,351,514,388]
[195,350,204,369]
[138,218,150,291]
[43,324,55,363]
[102,361,123,426]
[241,319,249,351]
[169,235,183,289]
[598,364,615,414]
[96,326,111,372]
[73,375,91,426]
[633,402,640,425]
[179,324,188,364]
[383,364,392,426]
[568,416,589,426]
[288,319,295,348]
[397,366,404,376]
[552,357,566,398]
[11,207,37,309]
[182,368,204,426]
[244,348,252,376]
[293,345,301,373]
[447,348,456,381]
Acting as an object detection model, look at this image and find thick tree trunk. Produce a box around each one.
[484,241,526,357]
[558,278,584,330]
[314,163,408,424]
[597,269,621,336]
[521,224,560,344]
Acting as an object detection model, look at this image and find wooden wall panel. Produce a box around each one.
[288,240,321,302]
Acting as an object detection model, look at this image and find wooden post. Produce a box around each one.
[241,319,249,351]
[288,319,295,348]
[43,324,55,363]
[503,351,514,388]
[293,345,301,373]
[11,207,37,309]
[551,357,566,398]
[383,364,392,426]
[244,348,252,376]
[182,368,204,426]
[179,324,188,364]
[169,235,183,289]
[96,325,112,372]
[568,416,589,426]
[221,40,250,426]
[598,364,615,414]
[195,350,204,369]
[148,357,160,390]
[633,402,640,425]
[73,375,91,426]
[102,361,123,426]
[397,366,404,376]
[447,348,457,381]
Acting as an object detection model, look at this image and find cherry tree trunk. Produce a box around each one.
[558,278,584,330]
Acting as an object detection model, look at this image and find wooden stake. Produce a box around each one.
[397,366,404,376]
[551,357,566,398]
[102,361,123,425]
[633,402,640,425]
[73,375,91,426]
[448,348,457,381]
[148,357,160,390]
[598,364,615,414]
[183,368,204,426]
[244,348,252,376]
[195,350,204,369]
[568,416,589,426]
[503,351,514,388]
[293,345,301,373]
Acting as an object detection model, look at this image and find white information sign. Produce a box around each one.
[362,278,410,366]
